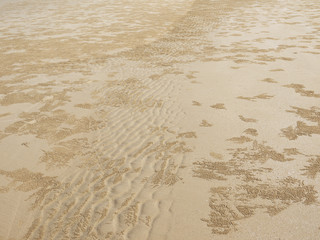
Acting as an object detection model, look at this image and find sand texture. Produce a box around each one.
[1,0,320,239]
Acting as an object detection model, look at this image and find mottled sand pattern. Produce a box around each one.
[1,0,320,239]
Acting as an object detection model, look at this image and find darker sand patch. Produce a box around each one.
[302,156,320,179]
[210,152,223,160]
[239,115,257,123]
[75,103,93,109]
[210,103,226,109]
[192,101,201,106]
[281,106,320,140]
[0,113,10,118]
[200,120,212,127]
[203,178,317,234]
[270,68,284,72]
[261,78,277,83]
[237,93,273,102]
[284,83,320,98]
[177,132,197,138]
[243,128,258,136]
[228,136,252,144]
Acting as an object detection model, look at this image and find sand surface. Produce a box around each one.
[1,0,320,239]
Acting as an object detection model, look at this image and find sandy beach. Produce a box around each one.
[1,0,320,239]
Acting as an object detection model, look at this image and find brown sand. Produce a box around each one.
[1,0,320,239]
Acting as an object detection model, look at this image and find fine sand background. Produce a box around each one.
[1,0,320,239]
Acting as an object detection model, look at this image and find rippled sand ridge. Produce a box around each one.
[1,0,320,239]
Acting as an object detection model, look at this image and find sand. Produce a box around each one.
[1,0,320,239]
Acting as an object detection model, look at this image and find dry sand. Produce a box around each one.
[1,0,320,239]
